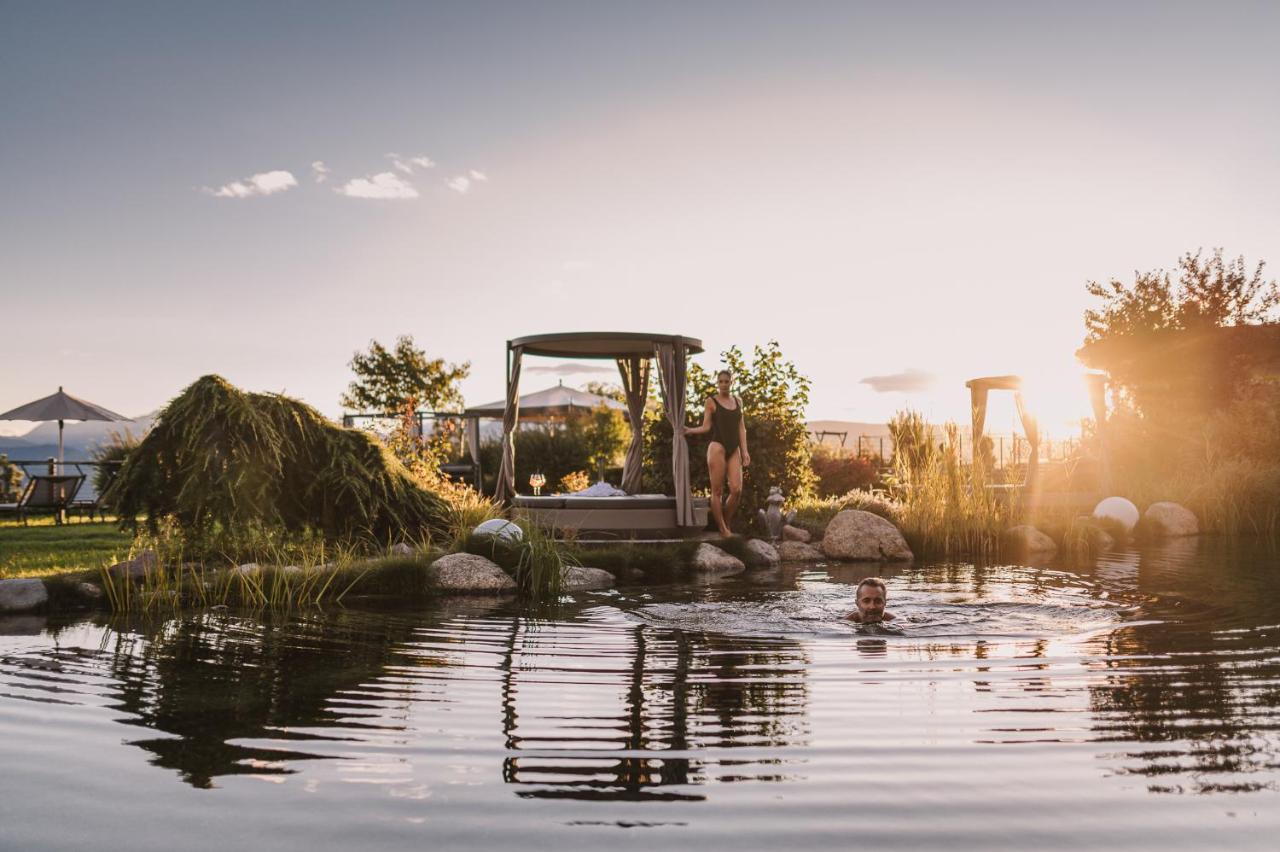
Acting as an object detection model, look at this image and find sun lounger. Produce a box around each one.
[0,474,86,525]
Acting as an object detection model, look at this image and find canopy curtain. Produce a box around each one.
[969,386,989,468]
[1013,390,1040,496]
[655,340,696,527]
[494,346,524,503]
[616,356,650,494]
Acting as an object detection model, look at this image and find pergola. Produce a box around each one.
[965,372,1110,494]
[495,332,704,528]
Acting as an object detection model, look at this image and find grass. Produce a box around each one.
[0,517,133,579]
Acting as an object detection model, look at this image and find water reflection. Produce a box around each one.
[1,536,1278,825]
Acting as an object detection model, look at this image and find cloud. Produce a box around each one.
[526,362,617,377]
[208,170,298,198]
[445,175,471,194]
[859,368,936,393]
[336,171,419,200]
[561,260,591,271]
[469,169,488,181]
[311,161,329,183]
[387,153,436,174]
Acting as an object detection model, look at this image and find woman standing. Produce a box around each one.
[682,369,750,537]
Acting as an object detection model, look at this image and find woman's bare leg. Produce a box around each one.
[723,450,744,529]
[706,443,730,536]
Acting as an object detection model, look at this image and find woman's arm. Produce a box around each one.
[682,400,715,436]
[737,397,750,466]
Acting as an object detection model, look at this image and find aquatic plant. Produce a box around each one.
[109,375,448,547]
[464,519,568,602]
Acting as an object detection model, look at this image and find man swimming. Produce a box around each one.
[846,577,896,624]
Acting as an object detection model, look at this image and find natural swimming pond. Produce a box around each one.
[2,538,1278,850]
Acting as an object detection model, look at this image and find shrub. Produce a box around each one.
[810,445,878,497]
[559,470,590,493]
[110,375,448,549]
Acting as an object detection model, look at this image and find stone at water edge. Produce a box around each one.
[744,539,781,569]
[390,542,415,557]
[427,552,517,594]
[1002,525,1058,556]
[1093,497,1140,534]
[233,563,262,578]
[107,549,158,580]
[781,524,811,543]
[1143,502,1200,538]
[473,519,524,544]
[0,579,49,613]
[777,541,824,562]
[691,543,746,576]
[561,566,615,590]
[821,510,913,562]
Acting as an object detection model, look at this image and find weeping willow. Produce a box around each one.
[110,375,447,543]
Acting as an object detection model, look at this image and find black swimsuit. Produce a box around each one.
[708,396,742,459]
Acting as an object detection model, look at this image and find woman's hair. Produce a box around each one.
[716,369,732,380]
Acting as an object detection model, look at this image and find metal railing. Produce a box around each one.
[810,435,1084,469]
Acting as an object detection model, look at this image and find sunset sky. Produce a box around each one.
[3,1,1278,439]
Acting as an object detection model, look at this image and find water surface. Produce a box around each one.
[2,538,1278,849]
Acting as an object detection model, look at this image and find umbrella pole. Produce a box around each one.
[58,419,64,474]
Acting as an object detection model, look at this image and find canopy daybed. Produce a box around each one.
[495,332,709,538]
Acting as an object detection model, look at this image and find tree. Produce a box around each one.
[1081,248,1279,416]
[340,335,470,413]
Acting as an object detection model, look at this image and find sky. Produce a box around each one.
[3,1,1278,439]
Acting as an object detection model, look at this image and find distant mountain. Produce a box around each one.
[0,412,156,461]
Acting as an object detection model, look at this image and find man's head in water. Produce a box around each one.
[848,577,894,623]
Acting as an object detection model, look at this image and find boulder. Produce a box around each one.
[781,524,811,543]
[777,541,824,562]
[473,518,523,543]
[690,543,746,576]
[821,510,913,562]
[427,553,517,594]
[232,563,262,578]
[1143,502,1200,538]
[390,542,415,557]
[561,566,616,591]
[107,549,158,581]
[76,582,105,601]
[0,578,48,613]
[743,539,781,569]
[1003,525,1058,557]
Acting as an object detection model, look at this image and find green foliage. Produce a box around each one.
[340,335,470,413]
[481,404,630,494]
[644,341,815,524]
[559,470,590,493]
[110,375,449,549]
[0,454,22,501]
[791,490,902,536]
[90,429,139,501]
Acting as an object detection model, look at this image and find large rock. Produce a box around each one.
[690,543,745,576]
[782,524,812,543]
[389,542,415,557]
[1003,525,1058,557]
[427,553,517,594]
[0,579,49,613]
[1143,502,1200,538]
[561,566,615,591]
[777,541,824,562]
[743,539,781,569]
[821,510,913,562]
[107,549,158,581]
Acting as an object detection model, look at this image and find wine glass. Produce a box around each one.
[529,472,546,496]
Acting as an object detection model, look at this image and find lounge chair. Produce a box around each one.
[0,474,86,525]
[68,463,120,523]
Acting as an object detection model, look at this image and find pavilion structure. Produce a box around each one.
[495,332,709,537]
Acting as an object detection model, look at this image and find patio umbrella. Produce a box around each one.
[0,386,129,466]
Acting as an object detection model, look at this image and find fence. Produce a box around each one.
[809,433,1084,469]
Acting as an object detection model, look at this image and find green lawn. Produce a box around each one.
[0,517,134,579]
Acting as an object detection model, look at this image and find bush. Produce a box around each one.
[110,375,448,549]
[810,445,878,496]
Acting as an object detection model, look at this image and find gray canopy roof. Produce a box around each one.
[466,383,627,419]
[0,387,128,423]
[508,332,704,359]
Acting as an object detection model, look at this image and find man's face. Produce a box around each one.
[856,584,887,622]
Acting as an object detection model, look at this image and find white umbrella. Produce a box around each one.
[0,386,129,467]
